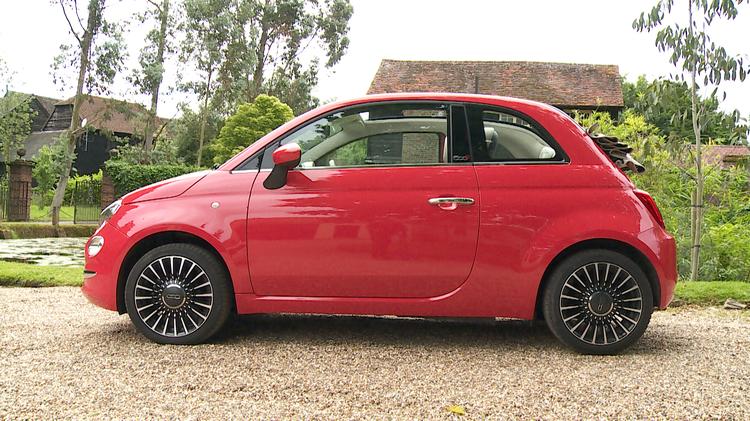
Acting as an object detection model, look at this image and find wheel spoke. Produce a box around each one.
[594,263,600,285]
[563,311,583,322]
[582,266,595,286]
[610,321,620,342]
[604,263,612,287]
[563,283,583,294]
[618,284,639,296]
[571,273,587,288]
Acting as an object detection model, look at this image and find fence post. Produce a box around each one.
[101,170,115,210]
[8,156,34,222]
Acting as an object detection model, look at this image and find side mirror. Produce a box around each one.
[263,143,301,190]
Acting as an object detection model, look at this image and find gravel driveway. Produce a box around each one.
[1,287,748,419]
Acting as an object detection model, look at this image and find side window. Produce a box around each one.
[267,102,450,169]
[467,105,562,162]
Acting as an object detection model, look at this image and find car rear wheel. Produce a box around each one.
[124,243,232,344]
[542,249,653,354]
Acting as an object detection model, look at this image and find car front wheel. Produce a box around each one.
[542,249,654,354]
[124,243,232,344]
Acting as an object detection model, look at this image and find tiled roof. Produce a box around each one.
[54,95,169,135]
[367,59,624,108]
[703,145,750,167]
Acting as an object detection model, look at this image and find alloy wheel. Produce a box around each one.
[133,256,214,337]
[559,262,643,346]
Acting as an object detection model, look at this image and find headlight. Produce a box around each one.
[88,235,105,257]
[99,199,122,225]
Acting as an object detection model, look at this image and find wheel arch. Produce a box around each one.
[533,238,660,319]
[116,230,235,314]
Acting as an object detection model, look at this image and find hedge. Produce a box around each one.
[0,223,98,239]
[105,161,201,196]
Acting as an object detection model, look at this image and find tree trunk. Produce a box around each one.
[251,4,270,98]
[51,0,101,227]
[196,68,212,168]
[687,1,704,281]
[143,0,170,157]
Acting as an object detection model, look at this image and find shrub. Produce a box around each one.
[576,111,750,281]
[110,138,184,165]
[32,133,71,195]
[105,161,201,196]
[211,94,293,165]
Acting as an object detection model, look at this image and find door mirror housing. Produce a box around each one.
[264,143,301,190]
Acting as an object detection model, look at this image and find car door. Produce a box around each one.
[246,102,480,298]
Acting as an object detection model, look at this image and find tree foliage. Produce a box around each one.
[52,1,127,95]
[0,92,35,169]
[211,94,293,164]
[32,134,71,197]
[622,75,748,143]
[240,0,354,114]
[577,111,750,281]
[129,0,175,155]
[167,105,223,166]
[634,0,749,280]
[179,0,238,166]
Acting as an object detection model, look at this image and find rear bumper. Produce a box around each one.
[81,222,128,312]
[640,227,678,309]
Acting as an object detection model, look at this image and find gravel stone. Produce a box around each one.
[1,287,748,419]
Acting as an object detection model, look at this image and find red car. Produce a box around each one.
[82,93,676,354]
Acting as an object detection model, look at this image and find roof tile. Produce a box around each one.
[367,59,624,108]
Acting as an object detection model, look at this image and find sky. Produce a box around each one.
[1,0,749,118]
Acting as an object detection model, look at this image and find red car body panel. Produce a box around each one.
[82,93,677,319]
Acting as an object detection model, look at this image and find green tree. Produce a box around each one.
[238,0,353,114]
[50,0,127,226]
[129,0,175,156]
[168,104,223,166]
[32,135,71,205]
[622,75,748,143]
[179,0,236,167]
[211,94,293,164]
[634,0,749,281]
[0,90,35,173]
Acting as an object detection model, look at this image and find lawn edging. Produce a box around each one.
[0,223,97,239]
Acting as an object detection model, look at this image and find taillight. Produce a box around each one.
[634,189,665,229]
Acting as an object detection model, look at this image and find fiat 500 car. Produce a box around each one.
[83,93,676,354]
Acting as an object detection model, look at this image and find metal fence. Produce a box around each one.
[0,181,7,221]
[72,178,101,224]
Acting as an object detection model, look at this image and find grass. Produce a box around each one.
[674,281,750,306]
[29,205,75,221]
[0,261,83,287]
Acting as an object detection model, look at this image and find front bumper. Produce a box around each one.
[81,222,129,312]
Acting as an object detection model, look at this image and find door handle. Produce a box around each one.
[428,197,475,206]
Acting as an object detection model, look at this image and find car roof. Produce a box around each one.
[318,92,564,115]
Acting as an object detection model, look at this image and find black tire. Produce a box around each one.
[124,243,233,344]
[542,249,653,354]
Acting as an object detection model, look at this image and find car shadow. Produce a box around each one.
[83,312,684,355]
[229,313,550,346]
[216,313,684,355]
